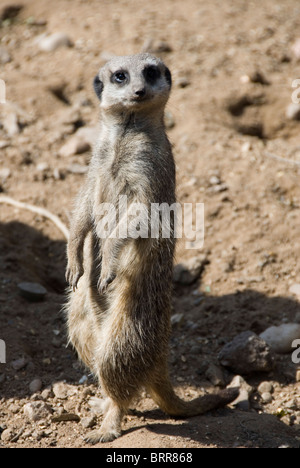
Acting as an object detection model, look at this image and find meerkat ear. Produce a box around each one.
[165,67,172,88]
[93,75,104,100]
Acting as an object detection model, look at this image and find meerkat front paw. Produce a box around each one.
[97,273,116,294]
[66,263,84,291]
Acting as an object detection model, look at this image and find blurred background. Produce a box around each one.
[0,0,299,448]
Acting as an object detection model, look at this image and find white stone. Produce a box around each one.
[260,323,300,354]
[292,38,300,59]
[37,32,73,52]
[289,283,300,299]
[286,103,300,121]
[23,401,51,421]
[58,126,98,157]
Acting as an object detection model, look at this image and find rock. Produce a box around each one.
[257,381,273,394]
[52,381,68,399]
[291,38,300,59]
[176,77,190,88]
[153,41,172,53]
[173,255,209,285]
[296,370,300,382]
[37,32,73,52]
[59,138,89,157]
[18,282,47,302]
[218,331,275,374]
[170,313,184,327]
[52,413,80,422]
[286,103,300,121]
[209,175,221,185]
[289,283,300,299]
[67,163,88,174]
[249,70,270,85]
[29,378,42,393]
[0,168,11,183]
[58,126,98,157]
[0,102,32,137]
[227,375,254,411]
[78,374,88,385]
[0,4,23,21]
[261,392,272,404]
[23,401,52,422]
[0,46,12,64]
[11,357,27,371]
[80,415,96,429]
[3,111,19,136]
[259,323,300,354]
[285,399,298,410]
[52,381,77,399]
[1,428,15,442]
[205,362,226,387]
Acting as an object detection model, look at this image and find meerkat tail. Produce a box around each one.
[148,373,239,418]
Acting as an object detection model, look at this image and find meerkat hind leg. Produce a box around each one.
[84,398,125,444]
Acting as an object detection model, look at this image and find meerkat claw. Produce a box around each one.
[98,273,116,294]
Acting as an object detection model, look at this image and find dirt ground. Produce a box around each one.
[0,0,300,448]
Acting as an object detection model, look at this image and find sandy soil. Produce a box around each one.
[0,0,299,448]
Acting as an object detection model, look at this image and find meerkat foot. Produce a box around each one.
[85,398,124,444]
[84,428,121,444]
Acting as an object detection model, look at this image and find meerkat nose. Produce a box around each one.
[134,88,146,98]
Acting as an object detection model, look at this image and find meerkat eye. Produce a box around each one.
[143,65,161,84]
[112,71,129,84]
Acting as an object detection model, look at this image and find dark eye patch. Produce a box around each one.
[111,70,129,85]
[143,65,161,84]
[165,67,172,88]
[93,75,104,100]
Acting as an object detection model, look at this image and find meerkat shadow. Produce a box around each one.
[0,219,299,449]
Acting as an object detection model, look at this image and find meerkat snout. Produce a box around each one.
[134,87,146,98]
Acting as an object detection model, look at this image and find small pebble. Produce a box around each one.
[0,46,12,64]
[37,32,73,52]
[80,415,97,429]
[23,401,52,422]
[260,323,300,354]
[11,357,27,371]
[29,378,42,393]
[261,392,273,404]
[286,103,300,121]
[291,38,300,59]
[52,381,68,399]
[52,413,80,422]
[257,381,273,394]
[1,428,15,442]
[289,283,300,299]
[18,282,47,302]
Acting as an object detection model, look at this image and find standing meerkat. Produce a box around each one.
[65,53,238,444]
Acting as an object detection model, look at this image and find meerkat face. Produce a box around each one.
[93,53,172,113]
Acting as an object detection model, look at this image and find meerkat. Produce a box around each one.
[65,53,239,444]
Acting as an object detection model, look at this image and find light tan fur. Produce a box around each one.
[65,53,238,444]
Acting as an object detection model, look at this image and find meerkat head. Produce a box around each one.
[93,53,172,114]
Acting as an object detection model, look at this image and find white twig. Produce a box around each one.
[264,151,300,167]
[0,195,69,240]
